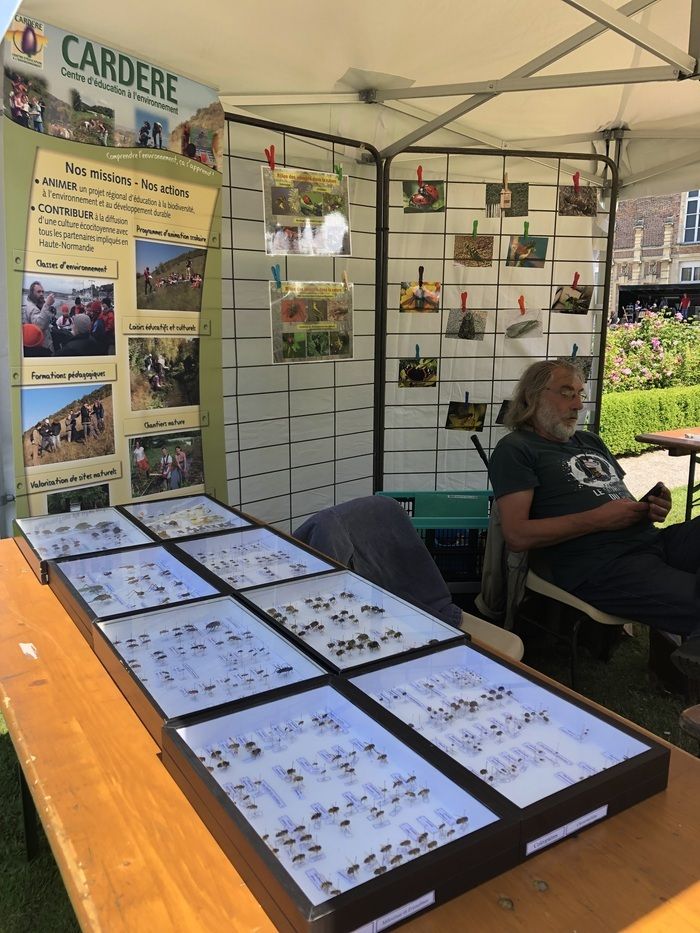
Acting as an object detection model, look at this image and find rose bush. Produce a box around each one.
[604,313,699,392]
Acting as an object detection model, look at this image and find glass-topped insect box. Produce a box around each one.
[121,494,253,541]
[243,571,464,674]
[173,527,335,592]
[48,544,220,645]
[93,595,326,742]
[161,681,518,933]
[14,508,152,583]
[351,643,670,856]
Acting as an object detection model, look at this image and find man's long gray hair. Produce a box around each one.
[504,360,585,431]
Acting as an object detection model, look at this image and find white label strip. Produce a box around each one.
[352,891,436,933]
[526,804,608,856]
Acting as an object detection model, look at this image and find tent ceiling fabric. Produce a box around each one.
[17,0,700,195]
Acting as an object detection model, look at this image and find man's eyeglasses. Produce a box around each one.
[544,387,588,402]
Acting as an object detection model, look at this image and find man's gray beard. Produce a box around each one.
[535,402,577,442]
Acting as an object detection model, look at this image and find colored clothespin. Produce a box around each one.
[472,219,479,237]
[518,295,526,315]
[334,164,343,182]
[572,271,580,289]
[418,265,424,288]
[464,391,470,405]
[572,343,579,359]
[264,145,275,171]
[341,270,349,291]
[415,344,420,361]
[573,171,581,194]
[523,221,529,238]
[461,291,468,312]
[417,165,423,188]
[271,264,281,289]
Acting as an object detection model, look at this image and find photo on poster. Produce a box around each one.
[551,284,594,314]
[135,109,169,149]
[129,430,204,499]
[20,273,115,357]
[21,383,114,467]
[495,400,511,425]
[445,401,487,432]
[135,239,207,312]
[485,182,529,217]
[402,180,446,213]
[46,483,110,514]
[444,308,487,341]
[453,234,494,267]
[557,354,593,381]
[502,309,543,339]
[506,235,549,268]
[262,166,351,256]
[558,186,598,217]
[270,281,353,364]
[399,280,441,312]
[128,336,200,411]
[398,358,438,388]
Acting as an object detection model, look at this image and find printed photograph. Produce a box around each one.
[445,401,487,432]
[135,239,207,312]
[135,108,169,149]
[398,358,438,388]
[485,182,529,218]
[444,308,487,341]
[453,234,494,267]
[46,483,110,514]
[263,166,351,256]
[402,180,446,213]
[281,332,309,360]
[503,310,543,339]
[399,280,441,312]
[506,235,549,268]
[128,337,200,411]
[21,273,115,358]
[21,383,114,467]
[129,430,204,499]
[558,185,598,217]
[551,284,594,315]
[557,354,593,381]
[495,400,511,425]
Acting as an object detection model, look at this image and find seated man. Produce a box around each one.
[490,359,700,677]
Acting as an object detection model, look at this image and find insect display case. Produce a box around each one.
[351,643,670,856]
[173,526,336,592]
[243,570,464,674]
[47,544,221,645]
[93,595,327,742]
[13,508,152,583]
[161,680,518,933]
[120,494,254,541]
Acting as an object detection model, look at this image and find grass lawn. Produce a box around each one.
[660,484,700,526]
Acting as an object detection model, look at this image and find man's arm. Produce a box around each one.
[498,488,650,553]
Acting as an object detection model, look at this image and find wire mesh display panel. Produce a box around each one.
[221,116,381,531]
[380,149,616,493]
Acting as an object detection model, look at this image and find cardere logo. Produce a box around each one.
[8,15,47,69]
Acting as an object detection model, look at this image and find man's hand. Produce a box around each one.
[646,484,672,523]
[594,498,649,530]
[44,292,55,307]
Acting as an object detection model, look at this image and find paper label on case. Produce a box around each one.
[352,891,436,933]
[526,804,608,855]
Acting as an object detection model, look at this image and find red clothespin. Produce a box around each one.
[417,165,423,188]
[264,145,275,170]
[418,265,424,288]
[461,291,468,312]
[572,271,580,289]
[518,295,526,315]
[573,171,580,194]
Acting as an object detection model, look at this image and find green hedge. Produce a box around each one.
[599,385,700,456]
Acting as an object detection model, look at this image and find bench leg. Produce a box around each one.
[18,764,40,861]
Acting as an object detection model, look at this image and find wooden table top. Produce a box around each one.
[1,538,699,933]
[636,428,700,451]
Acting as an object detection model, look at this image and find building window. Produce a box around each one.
[680,264,700,282]
[618,262,629,278]
[684,191,700,243]
[646,261,658,278]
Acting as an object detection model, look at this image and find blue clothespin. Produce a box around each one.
[572,343,579,359]
[415,344,420,361]
[334,164,343,182]
[271,264,281,289]
[464,391,470,404]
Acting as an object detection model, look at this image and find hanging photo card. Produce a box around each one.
[262,166,351,256]
[495,399,511,425]
[502,309,543,339]
[445,401,487,432]
[270,281,353,364]
[453,234,494,267]
[485,182,529,218]
[557,354,593,381]
[399,280,441,312]
[398,357,438,388]
[444,308,487,341]
[402,179,446,213]
[506,235,549,268]
[558,185,598,217]
[551,284,594,315]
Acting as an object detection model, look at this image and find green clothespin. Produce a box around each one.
[415,344,420,361]
[334,164,343,182]
[472,219,479,237]
[523,221,529,238]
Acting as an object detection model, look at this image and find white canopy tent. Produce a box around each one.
[14,0,700,196]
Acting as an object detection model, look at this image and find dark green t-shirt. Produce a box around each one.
[490,429,658,590]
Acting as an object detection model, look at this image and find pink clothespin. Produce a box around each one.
[264,145,275,170]
[573,171,580,194]
[461,291,468,312]
[518,295,526,315]
[572,271,580,289]
[417,165,423,188]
